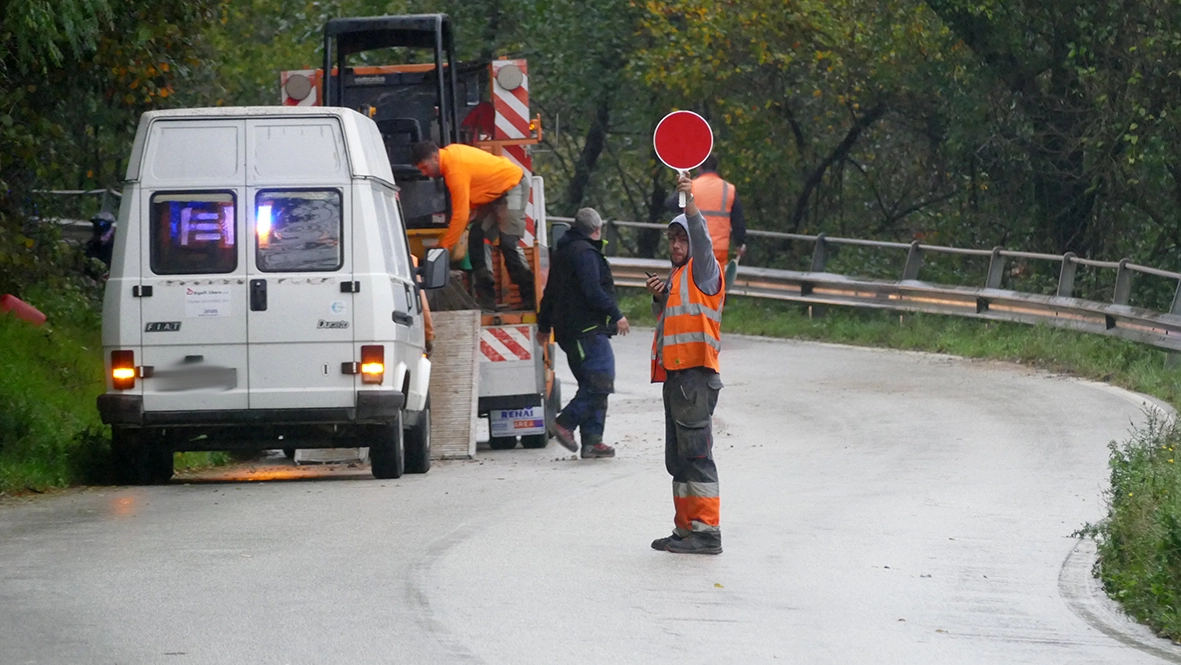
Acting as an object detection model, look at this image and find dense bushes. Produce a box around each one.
[1090,415,1181,640]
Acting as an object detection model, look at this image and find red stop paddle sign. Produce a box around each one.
[653,110,713,172]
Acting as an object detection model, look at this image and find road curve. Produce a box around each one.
[2,331,1180,665]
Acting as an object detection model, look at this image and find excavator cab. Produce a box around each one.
[322,14,478,229]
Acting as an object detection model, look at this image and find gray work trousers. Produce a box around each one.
[663,366,722,539]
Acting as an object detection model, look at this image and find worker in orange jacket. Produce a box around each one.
[645,174,725,555]
[412,141,535,310]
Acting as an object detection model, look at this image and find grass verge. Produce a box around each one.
[0,290,225,496]
[622,288,1181,639]
[0,312,109,493]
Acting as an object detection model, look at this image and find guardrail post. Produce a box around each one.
[1114,259,1132,305]
[902,241,923,280]
[985,247,1005,289]
[810,233,828,272]
[1057,252,1077,298]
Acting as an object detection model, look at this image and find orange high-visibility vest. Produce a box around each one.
[692,173,736,258]
[651,258,724,382]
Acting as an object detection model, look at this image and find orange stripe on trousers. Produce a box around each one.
[674,495,721,529]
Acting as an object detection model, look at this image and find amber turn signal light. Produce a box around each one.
[360,345,384,384]
[111,350,136,390]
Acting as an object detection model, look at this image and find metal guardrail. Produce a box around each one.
[548,216,1181,353]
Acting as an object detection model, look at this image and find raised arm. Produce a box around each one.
[676,174,722,296]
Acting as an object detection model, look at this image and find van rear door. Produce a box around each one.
[245,118,355,410]
[138,120,249,413]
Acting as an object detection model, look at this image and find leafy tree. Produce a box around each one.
[926,0,1181,260]
[0,0,219,299]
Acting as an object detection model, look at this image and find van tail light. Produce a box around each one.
[360,345,384,384]
[111,350,136,390]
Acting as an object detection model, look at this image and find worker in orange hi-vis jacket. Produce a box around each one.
[646,173,725,556]
[412,140,535,310]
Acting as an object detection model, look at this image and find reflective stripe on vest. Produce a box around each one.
[651,259,724,382]
[693,173,735,255]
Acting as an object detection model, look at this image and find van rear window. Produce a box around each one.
[150,192,237,275]
[255,190,343,272]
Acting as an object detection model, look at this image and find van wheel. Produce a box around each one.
[404,398,431,474]
[489,436,517,450]
[520,434,547,449]
[111,428,173,485]
[370,416,405,479]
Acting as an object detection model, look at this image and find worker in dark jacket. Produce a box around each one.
[537,208,630,459]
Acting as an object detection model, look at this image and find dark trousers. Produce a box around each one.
[555,333,615,445]
[663,367,722,540]
[469,224,535,306]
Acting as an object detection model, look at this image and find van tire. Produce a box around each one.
[404,399,431,474]
[111,428,173,485]
[370,416,405,479]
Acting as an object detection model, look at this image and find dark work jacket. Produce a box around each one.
[538,229,622,344]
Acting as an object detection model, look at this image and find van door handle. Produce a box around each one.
[250,279,267,311]
[393,311,414,327]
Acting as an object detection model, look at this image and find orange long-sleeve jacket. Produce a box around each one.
[437,144,524,251]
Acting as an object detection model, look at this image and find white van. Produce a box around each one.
[97,106,448,483]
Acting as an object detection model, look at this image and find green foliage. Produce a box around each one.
[0,314,108,493]
[1090,414,1181,640]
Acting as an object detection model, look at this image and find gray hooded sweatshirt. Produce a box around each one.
[652,209,723,365]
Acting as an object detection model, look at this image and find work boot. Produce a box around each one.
[665,533,723,555]
[551,421,578,452]
[651,533,684,551]
[581,443,615,459]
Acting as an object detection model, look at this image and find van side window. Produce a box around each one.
[255,189,343,272]
[381,189,412,280]
[150,192,237,275]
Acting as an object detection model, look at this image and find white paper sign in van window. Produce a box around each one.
[185,287,232,318]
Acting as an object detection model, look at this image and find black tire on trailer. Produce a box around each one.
[488,436,518,450]
[520,433,547,449]
[404,397,431,474]
[370,414,405,479]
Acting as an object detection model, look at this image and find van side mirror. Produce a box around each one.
[549,222,569,252]
[419,247,449,289]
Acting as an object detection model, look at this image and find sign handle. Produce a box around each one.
[678,170,687,208]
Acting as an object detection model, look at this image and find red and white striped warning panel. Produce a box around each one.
[492,59,536,248]
[480,326,534,362]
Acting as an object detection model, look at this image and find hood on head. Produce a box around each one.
[668,213,691,254]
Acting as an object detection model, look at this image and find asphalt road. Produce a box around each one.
[3,331,1181,664]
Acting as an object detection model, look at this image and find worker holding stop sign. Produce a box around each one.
[647,111,726,555]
